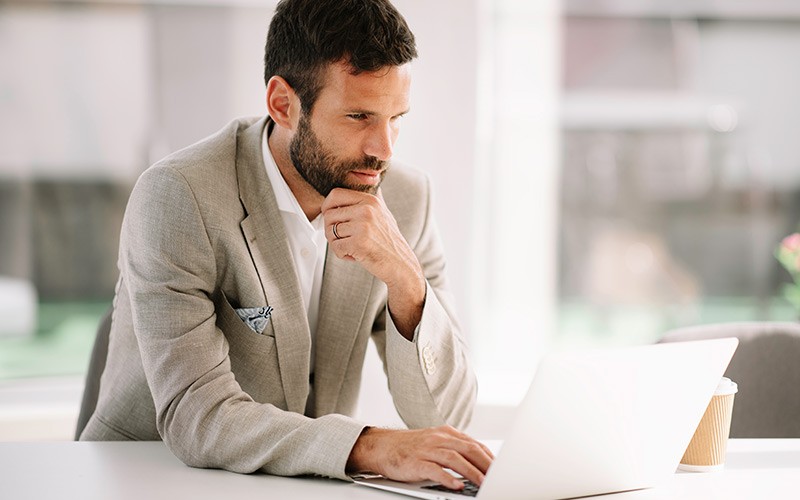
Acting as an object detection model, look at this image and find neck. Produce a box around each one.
[268,123,324,221]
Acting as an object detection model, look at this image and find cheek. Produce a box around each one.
[326,131,367,159]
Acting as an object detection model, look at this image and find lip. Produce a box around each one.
[349,170,383,185]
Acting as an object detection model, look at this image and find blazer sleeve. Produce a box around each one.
[371,173,477,430]
[120,165,365,479]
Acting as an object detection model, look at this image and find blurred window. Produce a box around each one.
[557,2,800,349]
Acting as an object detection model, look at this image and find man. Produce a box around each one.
[81,0,491,491]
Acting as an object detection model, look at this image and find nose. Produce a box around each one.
[363,121,395,162]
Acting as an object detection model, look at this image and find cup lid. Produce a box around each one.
[716,377,738,395]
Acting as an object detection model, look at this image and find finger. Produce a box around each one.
[321,187,376,212]
[420,461,464,491]
[478,441,495,461]
[329,238,363,264]
[328,221,349,241]
[449,438,494,474]
[322,209,353,245]
[323,204,364,227]
[432,427,494,472]
[430,449,485,487]
[324,199,380,228]
[328,239,352,260]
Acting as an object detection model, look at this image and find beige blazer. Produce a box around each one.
[80,116,477,480]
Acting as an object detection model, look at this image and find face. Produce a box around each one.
[289,62,411,196]
[289,112,385,196]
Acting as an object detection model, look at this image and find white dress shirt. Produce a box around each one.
[262,126,327,373]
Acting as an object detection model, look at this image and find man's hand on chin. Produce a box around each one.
[346,426,495,490]
[321,188,426,340]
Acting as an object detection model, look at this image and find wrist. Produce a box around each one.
[387,275,426,340]
[386,266,425,306]
[346,426,382,474]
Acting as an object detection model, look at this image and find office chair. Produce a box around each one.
[659,321,800,438]
[74,307,113,440]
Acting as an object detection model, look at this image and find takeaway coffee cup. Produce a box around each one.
[678,377,738,472]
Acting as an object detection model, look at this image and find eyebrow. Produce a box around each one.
[345,108,411,117]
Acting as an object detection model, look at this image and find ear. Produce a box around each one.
[266,76,299,130]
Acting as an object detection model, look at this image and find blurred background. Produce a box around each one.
[1,0,799,440]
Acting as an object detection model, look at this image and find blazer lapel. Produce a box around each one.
[312,250,375,416]
[236,117,311,414]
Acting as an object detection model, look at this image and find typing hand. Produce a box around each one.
[346,426,494,490]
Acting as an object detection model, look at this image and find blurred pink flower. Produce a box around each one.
[777,231,800,312]
[782,233,800,252]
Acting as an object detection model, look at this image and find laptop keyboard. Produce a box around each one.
[422,479,480,497]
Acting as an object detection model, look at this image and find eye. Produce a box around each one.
[346,113,368,121]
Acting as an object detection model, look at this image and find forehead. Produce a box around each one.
[313,61,411,113]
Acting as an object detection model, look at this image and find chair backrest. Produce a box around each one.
[75,307,113,440]
[659,321,800,438]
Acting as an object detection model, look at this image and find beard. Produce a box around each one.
[289,113,387,197]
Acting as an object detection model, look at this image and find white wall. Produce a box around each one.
[0,4,150,181]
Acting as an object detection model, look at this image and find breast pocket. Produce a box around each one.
[215,292,286,407]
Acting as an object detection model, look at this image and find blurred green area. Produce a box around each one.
[0,301,110,380]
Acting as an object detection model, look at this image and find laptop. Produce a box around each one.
[352,337,738,500]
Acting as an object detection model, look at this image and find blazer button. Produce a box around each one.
[425,360,436,375]
[422,342,436,374]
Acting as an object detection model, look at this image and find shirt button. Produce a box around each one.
[301,248,310,258]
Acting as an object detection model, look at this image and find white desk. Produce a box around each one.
[1,439,799,499]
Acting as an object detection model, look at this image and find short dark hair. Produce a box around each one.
[264,0,417,112]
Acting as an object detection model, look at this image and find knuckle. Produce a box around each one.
[436,425,454,435]
[363,204,378,221]
[419,433,438,448]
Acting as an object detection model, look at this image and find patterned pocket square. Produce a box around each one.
[235,306,274,335]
